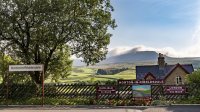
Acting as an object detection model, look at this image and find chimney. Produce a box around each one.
[158,53,165,69]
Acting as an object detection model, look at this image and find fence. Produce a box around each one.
[0,83,199,104]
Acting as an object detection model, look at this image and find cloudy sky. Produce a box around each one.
[109,0,200,57]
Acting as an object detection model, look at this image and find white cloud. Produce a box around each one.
[108,46,132,57]
[182,25,200,57]
[108,45,177,57]
[109,43,200,58]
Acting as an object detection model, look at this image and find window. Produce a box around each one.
[176,76,182,85]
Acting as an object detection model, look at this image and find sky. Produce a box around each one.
[132,85,151,91]
[108,0,200,57]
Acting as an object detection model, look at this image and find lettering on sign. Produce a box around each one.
[9,65,43,71]
[118,80,164,85]
[164,86,187,94]
[97,86,116,94]
[134,80,164,84]
[118,80,135,85]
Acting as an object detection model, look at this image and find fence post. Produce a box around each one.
[117,83,120,100]
[6,71,9,106]
[95,83,98,100]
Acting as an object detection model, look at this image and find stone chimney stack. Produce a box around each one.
[158,53,165,69]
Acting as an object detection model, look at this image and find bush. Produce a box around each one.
[175,98,200,104]
[151,96,172,106]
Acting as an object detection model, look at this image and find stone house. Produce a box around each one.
[136,53,194,85]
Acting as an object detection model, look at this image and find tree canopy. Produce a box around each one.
[0,0,116,84]
[187,69,200,84]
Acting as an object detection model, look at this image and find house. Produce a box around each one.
[136,53,194,85]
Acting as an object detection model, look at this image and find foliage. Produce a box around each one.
[175,98,200,104]
[0,97,95,105]
[151,96,172,106]
[0,0,116,84]
[0,97,151,106]
[0,52,27,84]
[49,46,72,82]
[186,69,200,84]
[0,52,12,83]
[104,80,117,85]
[184,70,200,103]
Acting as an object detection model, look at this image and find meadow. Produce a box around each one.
[45,65,136,84]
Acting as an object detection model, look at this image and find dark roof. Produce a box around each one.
[144,72,156,80]
[136,64,194,80]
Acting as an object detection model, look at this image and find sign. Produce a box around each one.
[134,80,164,84]
[118,80,164,85]
[8,64,44,106]
[132,85,151,98]
[97,86,116,94]
[9,65,43,71]
[164,86,187,94]
[118,80,135,85]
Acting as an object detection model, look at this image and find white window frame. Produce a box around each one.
[176,76,182,85]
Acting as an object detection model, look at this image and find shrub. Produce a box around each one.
[151,95,172,106]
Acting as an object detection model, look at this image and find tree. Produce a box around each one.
[0,0,116,84]
[187,69,200,84]
[186,69,200,101]
[49,45,72,82]
[0,51,18,84]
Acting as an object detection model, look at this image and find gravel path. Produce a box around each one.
[0,105,200,112]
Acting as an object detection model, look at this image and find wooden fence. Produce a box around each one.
[0,83,199,101]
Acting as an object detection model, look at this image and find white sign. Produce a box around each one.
[9,65,43,71]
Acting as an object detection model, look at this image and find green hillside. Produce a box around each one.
[45,66,136,84]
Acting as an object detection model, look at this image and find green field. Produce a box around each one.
[45,66,136,83]
[136,90,151,94]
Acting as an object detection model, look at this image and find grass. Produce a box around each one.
[136,90,151,94]
[45,66,136,84]
[94,69,135,80]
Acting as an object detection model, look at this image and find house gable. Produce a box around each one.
[164,64,190,85]
[136,63,193,81]
[144,72,156,80]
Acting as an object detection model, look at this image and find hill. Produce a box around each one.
[73,49,200,69]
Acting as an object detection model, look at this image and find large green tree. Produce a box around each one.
[0,52,31,84]
[187,69,200,84]
[0,0,116,84]
[0,51,16,84]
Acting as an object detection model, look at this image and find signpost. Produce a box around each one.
[8,64,44,106]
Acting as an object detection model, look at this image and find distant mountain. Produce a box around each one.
[73,49,200,69]
[100,50,161,64]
